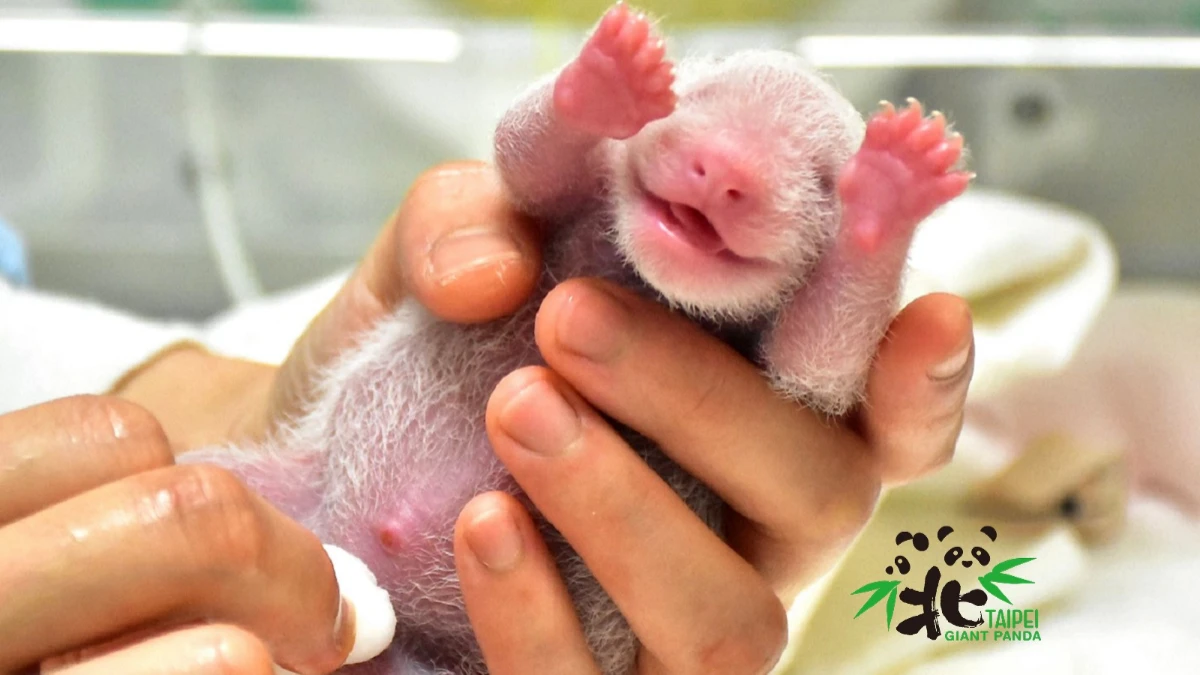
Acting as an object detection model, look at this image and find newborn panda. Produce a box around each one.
[184,4,970,673]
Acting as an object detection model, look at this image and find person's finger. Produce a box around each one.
[859,292,975,485]
[42,624,273,675]
[0,464,351,675]
[486,368,788,675]
[0,396,174,526]
[395,162,542,323]
[532,278,880,584]
[268,161,541,429]
[455,492,602,675]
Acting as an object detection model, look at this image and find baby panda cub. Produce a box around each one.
[182,4,970,673]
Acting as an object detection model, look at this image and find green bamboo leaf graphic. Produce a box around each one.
[886,586,898,630]
[851,580,901,622]
[851,579,898,596]
[986,571,1034,585]
[852,586,892,618]
[979,576,1012,604]
[979,556,1036,604]
[992,557,1036,574]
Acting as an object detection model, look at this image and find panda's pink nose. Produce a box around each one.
[682,141,761,220]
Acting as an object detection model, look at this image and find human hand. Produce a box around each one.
[113,163,541,449]
[461,280,972,674]
[268,160,970,673]
[256,163,543,437]
[117,160,972,673]
[0,396,355,674]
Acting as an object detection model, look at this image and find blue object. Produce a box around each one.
[0,217,29,286]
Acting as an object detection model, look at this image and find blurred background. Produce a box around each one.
[1,0,1198,318]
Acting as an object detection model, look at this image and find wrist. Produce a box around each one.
[111,342,277,453]
[835,206,916,270]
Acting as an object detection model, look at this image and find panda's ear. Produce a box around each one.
[937,525,954,542]
[981,525,998,541]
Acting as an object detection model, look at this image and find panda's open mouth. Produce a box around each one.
[642,190,728,255]
[636,186,773,270]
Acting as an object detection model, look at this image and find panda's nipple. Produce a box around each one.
[376,521,407,556]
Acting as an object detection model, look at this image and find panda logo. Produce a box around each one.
[857,523,1037,639]
[885,525,996,576]
[939,524,997,570]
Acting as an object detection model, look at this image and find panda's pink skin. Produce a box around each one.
[181,5,969,674]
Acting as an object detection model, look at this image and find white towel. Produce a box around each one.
[0,280,200,414]
[902,189,1118,399]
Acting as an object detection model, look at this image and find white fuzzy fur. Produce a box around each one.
[607,50,865,323]
[185,265,658,675]
[182,45,923,675]
[766,265,906,415]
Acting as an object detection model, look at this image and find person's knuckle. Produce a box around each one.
[692,593,788,674]
[883,407,965,485]
[406,165,444,205]
[931,411,965,470]
[162,465,267,577]
[204,625,274,675]
[103,401,174,471]
[53,396,176,479]
[681,355,730,421]
[408,161,487,205]
[40,647,85,671]
[927,441,957,475]
[811,469,880,548]
[840,480,882,542]
[74,395,171,452]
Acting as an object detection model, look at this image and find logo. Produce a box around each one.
[851,525,1041,643]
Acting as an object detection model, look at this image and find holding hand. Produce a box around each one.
[118,161,972,673]
[275,162,972,673]
[0,396,354,674]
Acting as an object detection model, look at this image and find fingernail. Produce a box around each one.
[928,340,973,381]
[465,506,524,572]
[427,225,523,287]
[555,284,632,362]
[333,596,356,661]
[321,545,396,667]
[500,379,582,456]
